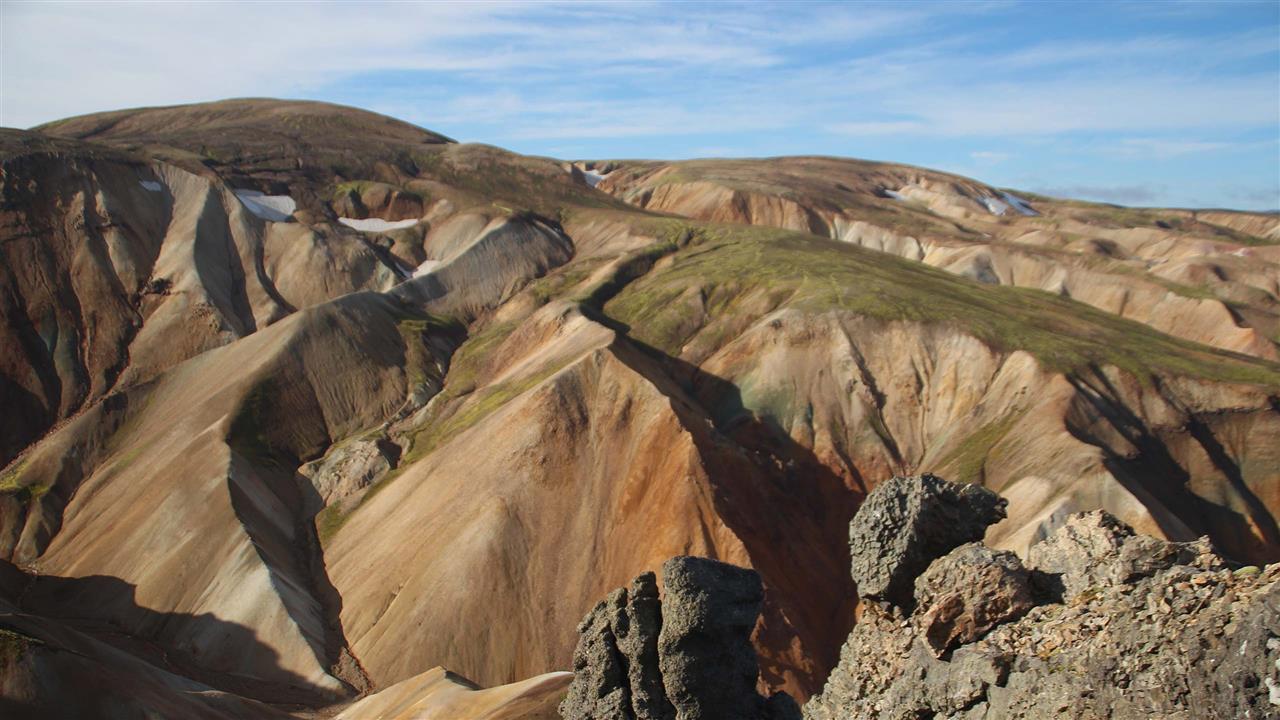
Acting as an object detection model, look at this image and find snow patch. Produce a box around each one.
[999,191,1039,216]
[234,190,296,222]
[412,259,443,278]
[979,196,1009,216]
[338,217,419,232]
[883,189,908,201]
[573,164,612,188]
[139,180,163,192]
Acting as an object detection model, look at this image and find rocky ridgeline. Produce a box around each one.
[559,556,801,720]
[562,476,1278,719]
[806,474,1280,719]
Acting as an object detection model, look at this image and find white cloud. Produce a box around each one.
[969,150,1011,163]
[1032,184,1163,206]
[824,120,930,136]
[1115,138,1232,158]
[1,0,1274,165]
[0,1,799,127]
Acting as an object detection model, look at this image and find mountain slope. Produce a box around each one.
[587,157,1280,361]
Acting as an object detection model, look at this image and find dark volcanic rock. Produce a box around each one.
[561,557,800,720]
[658,556,765,720]
[806,477,1280,720]
[848,474,1007,607]
[618,573,672,720]
[558,586,635,720]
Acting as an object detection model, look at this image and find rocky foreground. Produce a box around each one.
[563,475,1280,719]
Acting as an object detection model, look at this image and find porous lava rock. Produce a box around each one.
[805,476,1280,719]
[847,474,1007,607]
[560,557,800,720]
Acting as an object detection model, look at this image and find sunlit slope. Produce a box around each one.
[589,157,1280,360]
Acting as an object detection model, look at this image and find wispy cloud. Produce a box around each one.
[970,151,1011,164]
[1033,184,1163,205]
[1114,138,1233,158]
[1,0,1275,209]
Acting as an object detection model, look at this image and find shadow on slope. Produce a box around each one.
[589,300,862,696]
[7,566,328,709]
[1066,371,1280,564]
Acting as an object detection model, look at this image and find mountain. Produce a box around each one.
[1,99,1277,717]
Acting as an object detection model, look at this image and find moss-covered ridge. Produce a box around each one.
[603,222,1280,388]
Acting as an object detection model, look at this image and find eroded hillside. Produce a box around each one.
[1,100,1277,717]
[587,157,1280,361]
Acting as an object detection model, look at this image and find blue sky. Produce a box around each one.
[2,1,1277,210]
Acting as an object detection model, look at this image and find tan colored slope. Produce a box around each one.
[325,305,741,684]
[692,309,1279,560]
[0,196,574,709]
[333,668,568,720]
[1187,209,1280,243]
[314,225,1278,705]
[322,301,851,700]
[0,292,459,706]
[390,212,575,321]
[598,226,1280,562]
[0,585,291,720]
[0,129,403,467]
[592,157,1280,360]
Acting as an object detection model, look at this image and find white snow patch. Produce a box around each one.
[999,191,1039,216]
[412,260,442,278]
[338,217,419,232]
[572,164,612,188]
[139,180,163,192]
[979,196,1009,216]
[883,189,908,201]
[234,190,296,222]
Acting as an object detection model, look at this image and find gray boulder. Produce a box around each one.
[560,557,799,720]
[618,573,673,720]
[658,556,765,720]
[848,474,1006,607]
[558,586,635,720]
[559,573,672,720]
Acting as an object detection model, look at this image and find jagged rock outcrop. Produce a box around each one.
[299,438,397,512]
[847,474,1007,607]
[806,476,1280,719]
[561,556,800,720]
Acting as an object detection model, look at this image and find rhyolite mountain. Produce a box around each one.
[0,99,1277,718]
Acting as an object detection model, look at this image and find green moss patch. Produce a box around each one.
[604,225,1280,387]
[0,628,40,670]
[936,412,1024,485]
